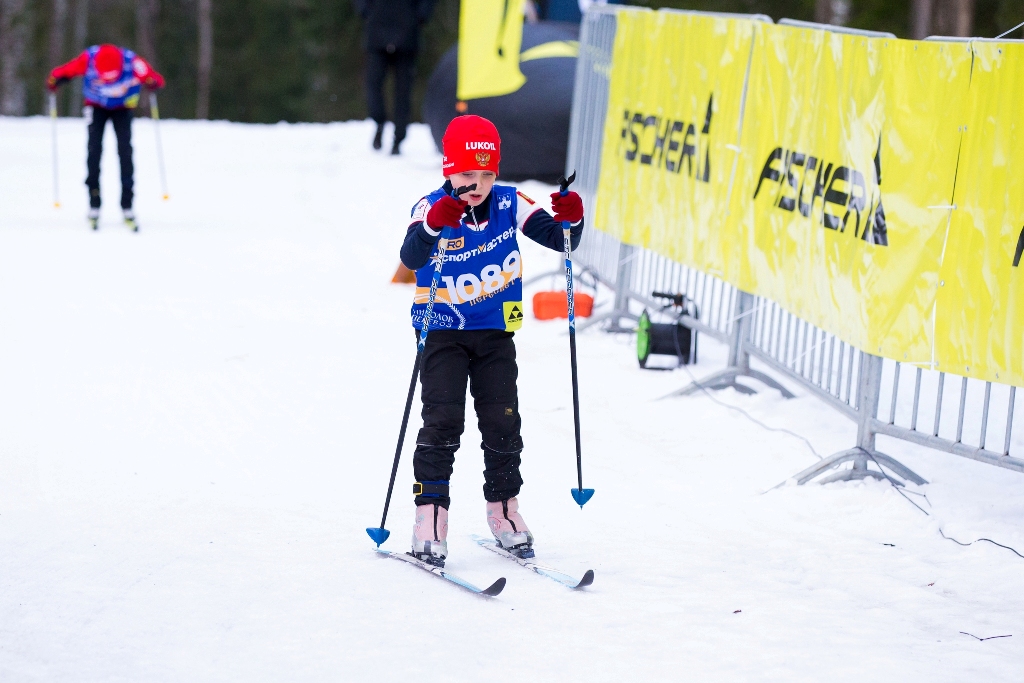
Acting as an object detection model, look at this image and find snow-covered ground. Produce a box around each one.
[1,116,1022,681]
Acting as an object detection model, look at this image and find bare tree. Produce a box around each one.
[136,0,159,60]
[49,0,69,67]
[71,0,89,115]
[197,0,212,119]
[910,0,933,39]
[136,0,160,116]
[952,0,975,37]
[814,0,850,27]
[915,0,975,38]
[814,0,830,24]
[48,0,69,113]
[0,0,29,115]
[831,0,851,26]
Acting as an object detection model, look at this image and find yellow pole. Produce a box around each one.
[149,92,170,200]
[50,92,61,208]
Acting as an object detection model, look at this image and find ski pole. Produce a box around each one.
[559,172,594,509]
[49,92,60,208]
[367,183,477,547]
[149,92,170,200]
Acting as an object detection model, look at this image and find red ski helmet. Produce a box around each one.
[441,115,501,177]
[95,45,124,83]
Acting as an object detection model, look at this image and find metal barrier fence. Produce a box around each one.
[566,7,1024,483]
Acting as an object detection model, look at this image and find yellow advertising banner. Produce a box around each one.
[592,9,755,283]
[457,0,527,101]
[736,27,971,365]
[593,11,1022,385]
[934,42,1024,386]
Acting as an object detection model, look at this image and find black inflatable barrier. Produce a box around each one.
[423,22,579,184]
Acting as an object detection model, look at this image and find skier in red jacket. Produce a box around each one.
[48,44,165,231]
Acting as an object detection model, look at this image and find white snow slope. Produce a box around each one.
[1,117,1022,682]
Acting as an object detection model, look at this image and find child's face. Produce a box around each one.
[449,170,496,207]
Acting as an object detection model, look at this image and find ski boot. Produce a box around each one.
[372,122,384,151]
[88,208,99,231]
[411,503,448,567]
[123,209,139,233]
[486,497,534,559]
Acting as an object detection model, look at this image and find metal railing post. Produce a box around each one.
[846,352,880,476]
[577,242,640,332]
[856,353,881,453]
[788,352,927,485]
[728,290,750,370]
[664,291,794,399]
[613,243,634,318]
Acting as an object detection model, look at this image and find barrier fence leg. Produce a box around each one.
[664,291,794,399]
[577,242,639,333]
[789,353,927,486]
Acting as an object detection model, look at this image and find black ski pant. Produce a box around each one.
[86,106,133,210]
[413,329,524,509]
[365,48,416,144]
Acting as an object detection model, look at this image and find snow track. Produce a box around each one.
[1,116,1022,681]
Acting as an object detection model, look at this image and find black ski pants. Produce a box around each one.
[365,48,415,143]
[86,106,133,210]
[413,329,524,509]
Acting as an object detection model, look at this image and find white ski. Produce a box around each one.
[471,534,594,589]
[376,548,506,596]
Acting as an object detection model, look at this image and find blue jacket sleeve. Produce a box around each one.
[400,221,440,270]
[521,210,585,253]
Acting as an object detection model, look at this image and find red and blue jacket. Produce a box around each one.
[49,47,164,110]
[400,181,584,331]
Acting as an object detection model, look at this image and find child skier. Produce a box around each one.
[399,115,585,567]
[47,44,165,231]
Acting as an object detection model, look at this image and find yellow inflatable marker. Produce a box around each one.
[50,92,61,208]
[457,0,527,100]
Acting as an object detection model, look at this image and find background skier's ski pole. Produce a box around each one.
[149,92,170,200]
[49,92,60,208]
[559,171,594,508]
[366,183,476,546]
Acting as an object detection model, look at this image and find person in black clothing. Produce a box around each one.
[354,0,437,155]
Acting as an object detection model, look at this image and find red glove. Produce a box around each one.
[550,191,584,224]
[426,195,468,230]
[45,75,59,92]
[131,56,166,90]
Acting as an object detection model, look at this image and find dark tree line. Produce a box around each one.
[0,0,460,121]
[0,0,1019,122]
[634,0,1019,39]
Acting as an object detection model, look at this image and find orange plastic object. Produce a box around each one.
[576,293,594,317]
[532,291,594,320]
[391,263,416,284]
